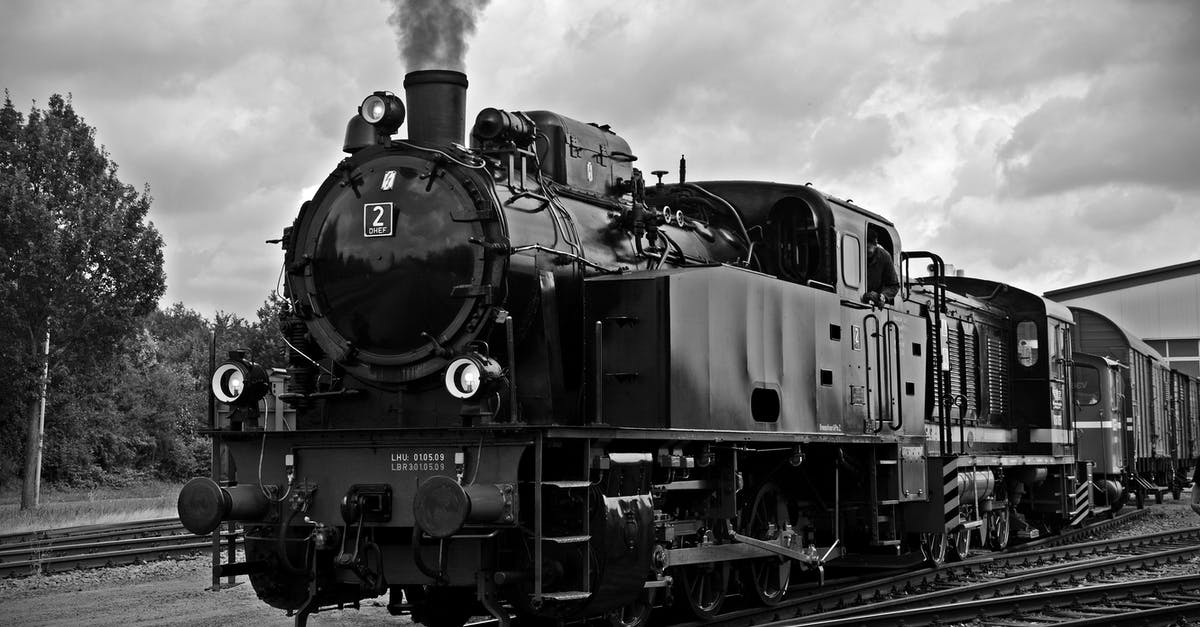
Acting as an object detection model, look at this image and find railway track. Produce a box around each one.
[0,517,238,578]
[771,526,1200,626]
[774,573,1200,626]
[8,509,1183,625]
[1011,506,1150,550]
[785,572,1200,626]
[661,511,1167,626]
[458,510,1177,627]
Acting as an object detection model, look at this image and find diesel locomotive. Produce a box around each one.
[177,70,1198,627]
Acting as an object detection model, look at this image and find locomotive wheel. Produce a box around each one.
[406,585,475,627]
[920,532,947,566]
[987,510,1010,550]
[948,527,971,561]
[739,483,792,606]
[608,589,656,627]
[675,562,728,619]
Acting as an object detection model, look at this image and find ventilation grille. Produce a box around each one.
[986,332,1009,418]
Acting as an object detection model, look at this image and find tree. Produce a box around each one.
[248,291,287,367]
[0,93,165,507]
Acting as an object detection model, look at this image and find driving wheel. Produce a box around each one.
[675,562,728,619]
[739,483,792,606]
[920,531,947,566]
[987,510,1010,550]
[608,589,655,627]
[948,527,971,561]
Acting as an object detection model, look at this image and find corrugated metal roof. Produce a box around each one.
[1045,259,1200,300]
[1069,306,1164,362]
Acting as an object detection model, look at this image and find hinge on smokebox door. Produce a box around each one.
[566,133,582,158]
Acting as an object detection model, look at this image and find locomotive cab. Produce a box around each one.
[1072,352,1128,512]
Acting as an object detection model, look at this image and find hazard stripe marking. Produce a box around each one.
[943,457,959,526]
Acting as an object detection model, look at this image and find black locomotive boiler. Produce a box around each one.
[177,70,1154,626]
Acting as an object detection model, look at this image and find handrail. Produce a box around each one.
[885,319,903,431]
[865,314,881,433]
[593,321,603,423]
[902,251,948,455]
[954,394,968,455]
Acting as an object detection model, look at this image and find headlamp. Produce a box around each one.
[444,353,503,399]
[359,91,405,132]
[211,351,269,407]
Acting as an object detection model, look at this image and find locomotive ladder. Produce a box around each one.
[869,445,902,547]
[532,432,593,606]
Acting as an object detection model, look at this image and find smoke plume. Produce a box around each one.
[386,0,492,71]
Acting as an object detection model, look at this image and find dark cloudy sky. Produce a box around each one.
[2,0,1197,318]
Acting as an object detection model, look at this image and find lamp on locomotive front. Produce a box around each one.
[444,352,503,400]
[210,350,270,408]
[443,348,509,423]
[177,352,275,536]
[343,91,405,153]
[360,91,405,132]
[210,350,271,432]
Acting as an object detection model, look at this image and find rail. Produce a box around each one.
[778,526,1200,625]
[0,517,237,579]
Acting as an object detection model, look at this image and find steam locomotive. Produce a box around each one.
[177,70,1199,627]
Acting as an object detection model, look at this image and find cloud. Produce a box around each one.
[470,0,930,181]
[943,116,1009,205]
[0,0,414,317]
[1076,186,1177,232]
[3,0,1198,319]
[921,184,1193,296]
[999,68,1200,196]
[923,0,1200,197]
[807,115,899,178]
[928,0,1183,99]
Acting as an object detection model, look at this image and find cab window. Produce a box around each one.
[767,198,822,284]
[1051,323,1068,379]
[1110,371,1122,414]
[842,234,861,288]
[1016,320,1039,367]
[1073,365,1100,406]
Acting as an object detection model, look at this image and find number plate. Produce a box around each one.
[364,202,394,237]
[389,448,455,474]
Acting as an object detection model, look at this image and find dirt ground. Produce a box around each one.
[0,556,403,626]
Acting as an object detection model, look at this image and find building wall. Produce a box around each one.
[1050,273,1200,377]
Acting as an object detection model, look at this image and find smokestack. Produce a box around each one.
[403,69,468,146]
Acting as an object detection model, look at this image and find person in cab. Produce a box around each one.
[862,232,899,307]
